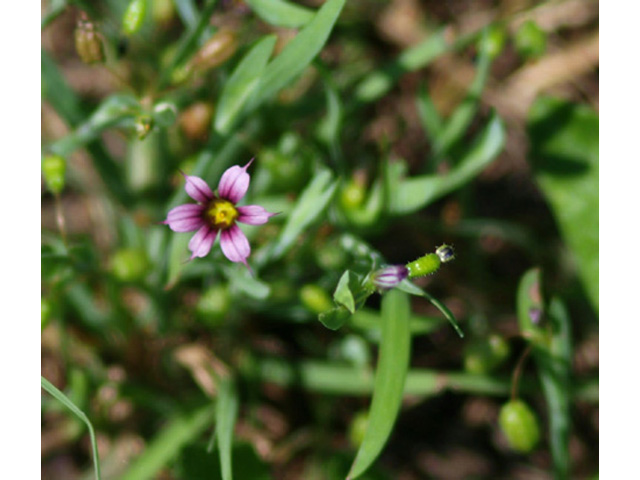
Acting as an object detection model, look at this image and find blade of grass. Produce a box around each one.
[347,289,411,479]
[41,376,102,480]
[516,269,572,480]
[120,405,214,480]
[398,280,464,338]
[215,35,277,134]
[245,0,314,28]
[215,378,239,480]
[389,113,505,214]
[249,0,345,106]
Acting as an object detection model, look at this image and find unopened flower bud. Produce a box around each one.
[74,14,105,64]
[42,154,67,194]
[514,20,547,59]
[371,265,409,290]
[122,0,148,36]
[190,30,237,71]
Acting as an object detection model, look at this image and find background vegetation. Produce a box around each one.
[41,0,599,478]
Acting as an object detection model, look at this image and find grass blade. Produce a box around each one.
[245,0,314,28]
[41,376,102,480]
[216,378,239,480]
[120,405,214,480]
[347,289,411,479]
[390,113,505,214]
[215,35,277,134]
[250,0,345,106]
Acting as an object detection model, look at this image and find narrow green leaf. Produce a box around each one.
[348,289,411,479]
[528,97,599,310]
[390,113,505,214]
[434,36,492,157]
[354,29,451,103]
[250,0,345,106]
[41,49,85,126]
[216,379,239,480]
[416,85,443,140]
[120,405,214,480]
[265,170,338,261]
[215,35,277,134]
[397,280,464,338]
[334,270,356,313]
[42,377,102,480]
[516,269,572,479]
[245,0,314,28]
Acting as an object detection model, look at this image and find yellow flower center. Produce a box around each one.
[205,198,238,229]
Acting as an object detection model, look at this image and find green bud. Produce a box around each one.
[514,20,547,59]
[42,154,67,194]
[464,334,510,374]
[339,177,366,211]
[348,411,369,448]
[478,24,507,59]
[110,248,149,282]
[41,298,52,330]
[407,253,440,278]
[74,14,105,64]
[300,284,333,314]
[196,285,231,327]
[499,400,540,453]
[122,0,148,36]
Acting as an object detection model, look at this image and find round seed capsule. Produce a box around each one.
[498,400,540,453]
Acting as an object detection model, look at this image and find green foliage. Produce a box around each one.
[41,1,597,478]
[528,97,599,310]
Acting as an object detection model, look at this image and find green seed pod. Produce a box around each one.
[406,253,440,278]
[74,14,105,64]
[464,334,511,374]
[498,400,540,453]
[190,30,238,72]
[514,20,547,59]
[42,154,67,194]
[300,284,333,314]
[110,248,149,282]
[152,0,175,26]
[196,285,231,327]
[122,0,147,36]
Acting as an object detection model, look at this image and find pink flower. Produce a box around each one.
[163,159,275,268]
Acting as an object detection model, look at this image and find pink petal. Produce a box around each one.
[237,205,276,226]
[217,159,253,204]
[219,224,250,265]
[164,204,205,232]
[189,225,218,259]
[182,172,214,203]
